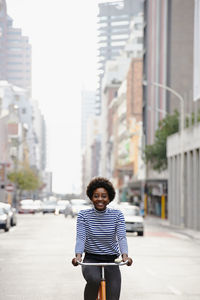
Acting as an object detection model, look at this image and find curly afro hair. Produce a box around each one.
[86,177,116,202]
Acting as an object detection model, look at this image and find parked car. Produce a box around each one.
[0,202,17,226]
[42,200,57,214]
[64,200,74,218]
[117,204,144,236]
[70,199,91,216]
[33,200,43,213]
[18,199,35,214]
[55,200,69,215]
[0,207,10,232]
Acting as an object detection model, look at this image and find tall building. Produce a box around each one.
[142,0,200,221]
[143,0,200,146]
[0,0,32,93]
[81,90,96,149]
[81,90,97,194]
[0,81,37,167]
[31,99,46,172]
[96,0,143,114]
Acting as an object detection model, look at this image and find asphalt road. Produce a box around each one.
[0,213,200,300]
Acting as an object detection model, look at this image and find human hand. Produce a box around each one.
[71,254,82,266]
[122,253,133,266]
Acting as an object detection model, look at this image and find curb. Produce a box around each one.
[144,217,200,241]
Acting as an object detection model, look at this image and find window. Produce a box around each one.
[8,48,22,52]
[111,20,129,26]
[7,76,23,80]
[111,15,127,20]
[111,41,125,46]
[8,54,23,57]
[7,39,21,43]
[111,27,128,34]
[8,31,21,35]
[7,62,23,65]
[98,36,107,41]
[112,34,128,40]
[7,69,22,72]
[98,41,107,47]
[99,16,108,21]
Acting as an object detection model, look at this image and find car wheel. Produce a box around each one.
[4,225,9,232]
[138,231,144,236]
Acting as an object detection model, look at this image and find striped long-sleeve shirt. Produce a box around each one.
[75,207,128,256]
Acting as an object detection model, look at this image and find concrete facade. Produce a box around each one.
[143,0,168,145]
[143,0,200,145]
[167,0,197,113]
[167,123,200,230]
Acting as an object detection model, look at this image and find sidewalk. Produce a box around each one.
[144,215,200,241]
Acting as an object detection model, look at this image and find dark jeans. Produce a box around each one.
[82,253,121,300]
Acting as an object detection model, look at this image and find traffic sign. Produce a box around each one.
[5,184,14,192]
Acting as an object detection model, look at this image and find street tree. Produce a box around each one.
[7,166,41,200]
[144,111,179,171]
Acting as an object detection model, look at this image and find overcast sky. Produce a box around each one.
[6,0,100,194]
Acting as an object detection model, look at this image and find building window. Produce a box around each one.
[111,21,129,26]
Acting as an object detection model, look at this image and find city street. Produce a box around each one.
[0,214,200,300]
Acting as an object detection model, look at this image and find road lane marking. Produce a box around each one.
[168,285,182,295]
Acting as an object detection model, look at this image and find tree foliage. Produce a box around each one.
[144,111,179,171]
[185,109,200,127]
[8,167,41,192]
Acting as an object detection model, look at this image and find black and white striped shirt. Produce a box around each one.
[75,207,128,256]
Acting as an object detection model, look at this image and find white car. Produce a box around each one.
[117,204,144,236]
[18,199,35,214]
[55,200,70,215]
[42,200,57,214]
[0,207,11,232]
[0,202,17,226]
[33,200,43,213]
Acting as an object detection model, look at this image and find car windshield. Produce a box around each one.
[0,203,10,211]
[57,200,69,206]
[120,207,140,216]
[44,201,56,206]
[0,208,6,214]
[20,200,34,205]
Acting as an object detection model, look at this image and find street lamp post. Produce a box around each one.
[143,81,184,227]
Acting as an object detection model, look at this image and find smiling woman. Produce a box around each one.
[71,176,133,300]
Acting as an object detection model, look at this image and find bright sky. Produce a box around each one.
[6,0,100,194]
